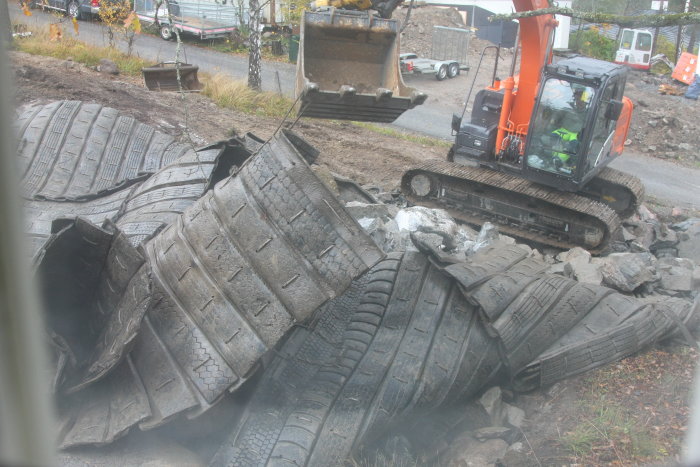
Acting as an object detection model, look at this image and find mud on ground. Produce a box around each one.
[9,50,699,466]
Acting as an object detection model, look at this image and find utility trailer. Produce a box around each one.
[134,0,243,41]
[400,53,460,80]
[400,26,471,80]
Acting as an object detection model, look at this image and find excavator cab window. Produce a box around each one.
[525,78,595,177]
[583,80,619,172]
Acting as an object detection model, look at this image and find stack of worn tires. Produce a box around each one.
[16,101,698,466]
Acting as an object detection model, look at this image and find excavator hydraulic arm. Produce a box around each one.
[295,8,427,122]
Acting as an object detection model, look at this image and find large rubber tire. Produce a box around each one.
[15,101,194,201]
[16,101,210,256]
[436,64,447,81]
[447,62,459,78]
[57,130,383,449]
[211,250,503,466]
[210,242,698,465]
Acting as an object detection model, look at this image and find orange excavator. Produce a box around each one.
[299,0,644,252]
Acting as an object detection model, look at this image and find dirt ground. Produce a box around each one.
[12,51,447,191]
[10,7,700,462]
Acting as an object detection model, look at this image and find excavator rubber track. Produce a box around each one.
[401,160,623,254]
[582,166,645,219]
[295,9,427,122]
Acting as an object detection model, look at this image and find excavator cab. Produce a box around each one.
[295,8,427,122]
[523,56,632,192]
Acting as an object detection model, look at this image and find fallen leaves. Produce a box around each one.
[124,11,141,34]
[49,23,63,41]
[658,83,685,96]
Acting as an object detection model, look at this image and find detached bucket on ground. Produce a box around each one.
[295,9,427,122]
[142,62,203,92]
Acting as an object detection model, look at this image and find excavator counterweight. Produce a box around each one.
[295,9,426,122]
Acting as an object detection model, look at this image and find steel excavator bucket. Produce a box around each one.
[142,62,203,92]
[296,9,427,122]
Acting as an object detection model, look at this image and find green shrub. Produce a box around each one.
[650,35,678,73]
[569,26,617,61]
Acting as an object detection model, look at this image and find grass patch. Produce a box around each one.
[12,28,152,76]
[201,73,293,118]
[12,27,294,118]
[559,347,698,465]
[351,122,452,148]
[562,400,660,462]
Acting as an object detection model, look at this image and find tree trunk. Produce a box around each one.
[248,0,262,91]
[687,23,698,52]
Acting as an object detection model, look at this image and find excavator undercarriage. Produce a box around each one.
[402,162,644,254]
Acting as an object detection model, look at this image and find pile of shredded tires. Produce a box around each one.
[16,101,699,466]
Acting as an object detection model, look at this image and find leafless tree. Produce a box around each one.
[248,0,262,90]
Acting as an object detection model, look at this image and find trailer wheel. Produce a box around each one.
[160,24,173,41]
[436,64,448,81]
[447,62,459,78]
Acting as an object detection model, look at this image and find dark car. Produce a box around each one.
[32,0,100,20]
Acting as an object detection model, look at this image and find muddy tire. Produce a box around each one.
[15,101,193,201]
[436,64,447,81]
[447,62,459,78]
[211,250,502,466]
[160,24,173,41]
[209,240,700,465]
[57,131,383,449]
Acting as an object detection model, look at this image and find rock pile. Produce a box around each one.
[334,186,700,466]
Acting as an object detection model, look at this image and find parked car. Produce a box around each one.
[399,52,460,81]
[31,0,100,20]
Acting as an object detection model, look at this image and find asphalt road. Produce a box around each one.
[9,3,700,209]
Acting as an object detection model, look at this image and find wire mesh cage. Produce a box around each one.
[431,26,471,66]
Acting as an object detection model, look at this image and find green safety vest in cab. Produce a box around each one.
[552,127,578,163]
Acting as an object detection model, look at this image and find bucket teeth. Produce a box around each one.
[375,88,393,101]
[338,85,357,99]
[304,82,320,94]
[411,91,428,106]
